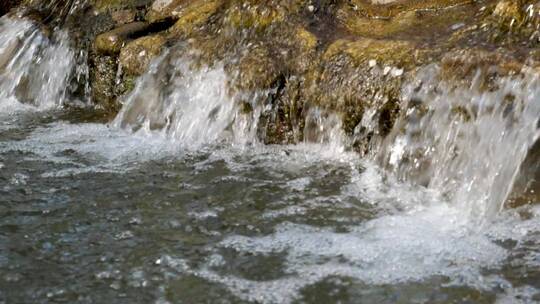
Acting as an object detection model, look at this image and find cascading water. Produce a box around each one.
[114,50,262,148]
[378,65,540,222]
[115,50,540,224]
[0,15,75,110]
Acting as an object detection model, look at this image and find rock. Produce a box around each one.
[224,1,286,32]
[95,22,151,54]
[167,0,222,37]
[119,35,167,75]
[295,27,318,53]
[14,0,538,151]
[347,0,471,19]
[440,48,523,91]
[227,44,281,92]
[91,0,153,12]
[493,0,523,21]
[339,0,480,41]
[89,55,119,113]
[323,38,420,68]
[111,9,137,25]
[145,0,188,23]
[0,0,21,16]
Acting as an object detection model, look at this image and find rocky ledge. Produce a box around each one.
[4,0,540,147]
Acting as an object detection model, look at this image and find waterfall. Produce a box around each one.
[113,50,262,148]
[0,15,75,110]
[113,47,540,221]
[0,0,524,221]
[378,64,540,221]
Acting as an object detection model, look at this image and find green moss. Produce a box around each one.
[91,0,152,12]
[324,38,420,68]
[119,35,166,75]
[225,3,284,32]
[342,97,364,136]
[168,0,222,37]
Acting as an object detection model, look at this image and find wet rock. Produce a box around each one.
[228,45,282,92]
[492,0,523,21]
[90,0,153,12]
[119,34,166,75]
[12,0,540,152]
[145,0,190,23]
[346,0,471,19]
[323,38,420,69]
[338,0,481,50]
[0,0,21,16]
[111,9,137,25]
[440,48,523,90]
[224,1,287,33]
[89,54,119,113]
[95,22,151,55]
[167,0,222,37]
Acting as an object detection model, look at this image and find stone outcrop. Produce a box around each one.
[12,0,540,147]
[95,22,152,54]
[119,34,166,75]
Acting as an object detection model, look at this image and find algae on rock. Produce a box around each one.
[119,34,166,75]
[11,0,540,150]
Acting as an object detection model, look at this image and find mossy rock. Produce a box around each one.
[111,9,137,25]
[323,38,421,69]
[492,0,524,22]
[119,34,167,76]
[224,2,285,32]
[95,22,151,54]
[91,0,152,12]
[146,0,187,23]
[439,48,524,91]
[226,44,282,92]
[167,0,223,37]
[346,0,473,19]
[89,55,119,112]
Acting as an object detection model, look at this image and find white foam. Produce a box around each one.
[201,200,540,304]
[379,65,540,222]
[0,16,75,109]
[114,54,259,148]
[0,122,183,175]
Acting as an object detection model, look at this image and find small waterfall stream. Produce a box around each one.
[378,65,540,222]
[0,16,75,110]
[113,51,261,147]
[112,44,540,224]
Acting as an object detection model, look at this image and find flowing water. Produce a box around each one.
[1,15,540,304]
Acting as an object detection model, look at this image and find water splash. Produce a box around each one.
[378,65,540,222]
[303,107,348,154]
[0,15,75,110]
[113,51,261,148]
